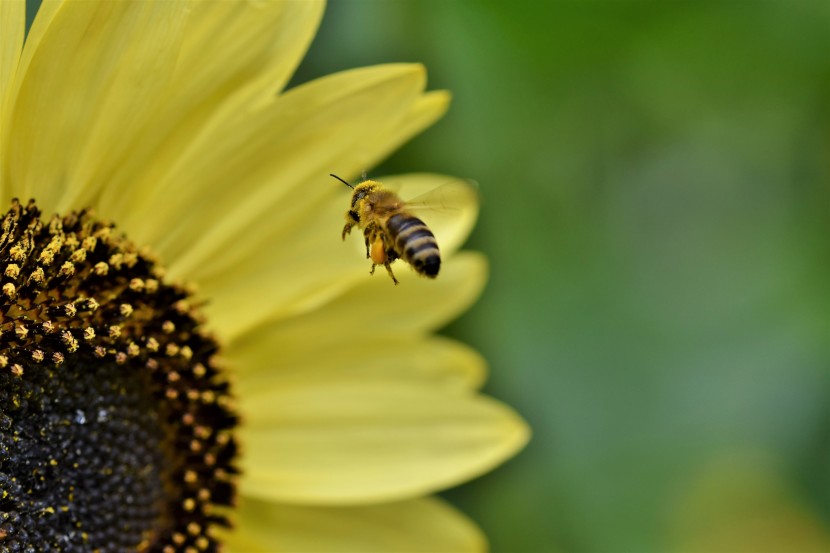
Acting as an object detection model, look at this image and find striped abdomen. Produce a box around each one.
[386,212,440,277]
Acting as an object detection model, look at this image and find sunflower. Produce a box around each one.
[0,1,528,551]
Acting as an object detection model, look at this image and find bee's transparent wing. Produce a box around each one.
[378,173,480,255]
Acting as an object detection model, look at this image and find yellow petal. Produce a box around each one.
[195,171,478,341]
[161,84,449,304]
[326,90,452,186]
[180,92,456,305]
[95,0,324,222]
[239,381,529,504]
[223,496,486,553]
[174,0,323,107]
[9,0,63,87]
[0,0,23,200]
[233,335,486,398]
[0,0,60,197]
[144,64,427,280]
[5,0,190,212]
[217,248,486,345]
[0,0,24,123]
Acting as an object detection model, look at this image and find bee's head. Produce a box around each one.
[330,174,380,208]
[349,180,380,208]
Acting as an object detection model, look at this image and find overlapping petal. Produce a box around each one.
[231,335,486,394]
[220,251,486,346]
[196,174,478,340]
[0,0,24,128]
[4,0,190,211]
[239,379,528,504]
[94,0,324,220]
[224,496,486,553]
[163,85,451,287]
[150,64,429,280]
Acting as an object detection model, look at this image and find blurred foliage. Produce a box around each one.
[295,1,830,552]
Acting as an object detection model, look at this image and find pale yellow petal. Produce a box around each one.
[192,91,452,287]
[197,176,478,341]
[0,0,23,200]
[223,496,486,553]
[95,0,324,221]
[239,381,529,504]
[146,64,427,281]
[0,0,24,122]
[9,0,62,82]
[164,106,464,342]
[0,0,60,198]
[5,0,189,212]
[233,335,486,399]
[174,0,323,108]
[326,90,452,188]
[168,88,450,289]
[216,245,485,345]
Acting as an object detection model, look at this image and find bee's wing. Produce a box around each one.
[379,174,480,254]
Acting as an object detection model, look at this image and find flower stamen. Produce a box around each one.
[0,200,237,551]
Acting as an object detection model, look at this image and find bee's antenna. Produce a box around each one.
[330,174,353,189]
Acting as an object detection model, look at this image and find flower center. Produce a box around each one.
[0,200,237,551]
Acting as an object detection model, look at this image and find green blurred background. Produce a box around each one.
[293,1,830,552]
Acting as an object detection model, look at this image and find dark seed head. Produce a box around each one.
[0,200,237,552]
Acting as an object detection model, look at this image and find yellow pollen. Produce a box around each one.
[82,236,97,250]
[146,337,159,352]
[187,522,201,536]
[58,261,75,277]
[126,342,140,357]
[28,266,45,285]
[3,283,16,298]
[70,248,87,263]
[10,244,27,262]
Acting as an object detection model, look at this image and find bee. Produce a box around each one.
[333,174,442,285]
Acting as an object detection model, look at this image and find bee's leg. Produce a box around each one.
[342,209,360,240]
[366,233,374,259]
[383,262,399,285]
[363,224,377,258]
[369,234,391,281]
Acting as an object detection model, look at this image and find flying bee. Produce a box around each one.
[333,174,447,285]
